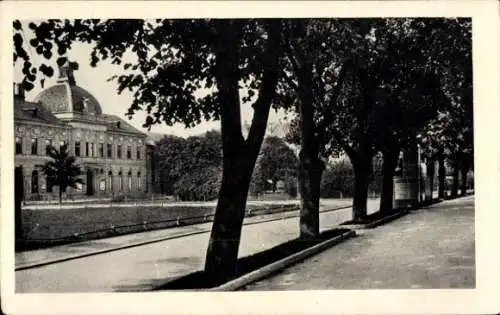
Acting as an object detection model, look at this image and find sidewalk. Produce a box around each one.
[244,195,475,290]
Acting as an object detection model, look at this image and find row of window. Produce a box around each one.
[15,137,143,160]
[15,137,64,156]
[29,170,143,194]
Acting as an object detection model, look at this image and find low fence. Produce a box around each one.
[19,203,299,246]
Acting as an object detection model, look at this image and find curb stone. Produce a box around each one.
[340,210,410,231]
[209,229,356,292]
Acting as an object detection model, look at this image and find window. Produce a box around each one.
[75,141,81,157]
[118,171,123,191]
[136,147,141,160]
[85,142,90,156]
[31,170,39,193]
[128,171,132,191]
[117,145,122,159]
[45,139,52,155]
[99,143,104,157]
[31,138,38,155]
[127,146,132,159]
[15,137,22,154]
[137,171,142,189]
[107,143,112,158]
[46,176,53,193]
[108,171,113,192]
[90,143,95,157]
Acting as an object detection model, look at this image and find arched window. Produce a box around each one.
[128,170,132,191]
[15,136,22,154]
[137,171,142,190]
[31,170,39,194]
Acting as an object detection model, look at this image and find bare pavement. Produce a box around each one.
[15,196,474,292]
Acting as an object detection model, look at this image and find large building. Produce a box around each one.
[14,63,154,202]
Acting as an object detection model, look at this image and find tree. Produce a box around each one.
[14,19,283,281]
[249,162,267,198]
[279,19,374,235]
[416,18,473,199]
[258,136,298,193]
[154,135,188,195]
[41,143,83,204]
[320,158,355,198]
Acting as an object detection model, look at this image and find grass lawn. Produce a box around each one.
[20,202,298,242]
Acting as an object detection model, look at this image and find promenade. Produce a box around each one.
[245,195,475,290]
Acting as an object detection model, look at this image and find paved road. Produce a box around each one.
[244,195,475,290]
[16,199,379,292]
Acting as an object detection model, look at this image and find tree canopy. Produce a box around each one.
[154,130,222,200]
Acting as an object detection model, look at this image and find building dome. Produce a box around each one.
[33,63,102,116]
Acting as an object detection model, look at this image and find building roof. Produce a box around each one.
[14,98,67,126]
[100,114,146,136]
[33,84,103,116]
[32,62,103,116]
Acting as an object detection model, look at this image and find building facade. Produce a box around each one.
[14,63,152,201]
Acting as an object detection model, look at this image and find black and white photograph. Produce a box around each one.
[1,1,499,315]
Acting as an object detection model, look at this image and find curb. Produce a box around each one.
[16,205,352,271]
[340,210,410,230]
[209,229,356,291]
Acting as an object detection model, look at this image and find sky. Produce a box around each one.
[13,32,289,139]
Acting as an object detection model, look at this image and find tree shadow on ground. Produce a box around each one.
[154,228,351,290]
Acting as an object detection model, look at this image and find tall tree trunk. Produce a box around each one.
[451,159,460,198]
[59,186,63,205]
[438,148,446,199]
[204,156,253,283]
[352,156,371,222]
[460,162,469,196]
[298,153,324,239]
[427,158,436,202]
[296,44,323,239]
[204,20,281,282]
[380,148,399,214]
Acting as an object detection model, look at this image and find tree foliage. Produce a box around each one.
[257,136,298,192]
[154,130,223,201]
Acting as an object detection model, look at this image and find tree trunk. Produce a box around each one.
[427,158,436,202]
[298,153,324,239]
[438,148,445,199]
[295,41,323,239]
[451,160,460,198]
[460,164,469,196]
[204,157,253,283]
[352,157,371,222]
[59,186,63,205]
[380,148,399,214]
[204,20,282,282]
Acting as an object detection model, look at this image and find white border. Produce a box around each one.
[1,1,500,315]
